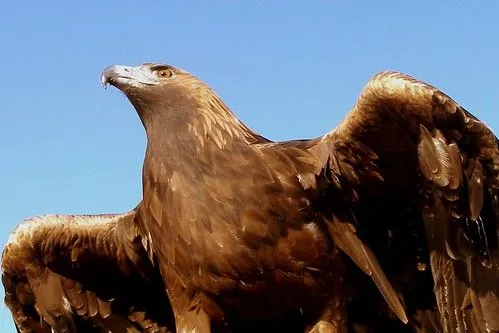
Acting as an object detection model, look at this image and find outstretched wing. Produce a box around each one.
[1,209,173,332]
[312,71,499,332]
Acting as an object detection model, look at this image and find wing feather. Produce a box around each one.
[1,210,173,332]
[327,216,408,324]
[311,71,499,331]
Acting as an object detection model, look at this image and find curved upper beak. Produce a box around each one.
[101,65,160,89]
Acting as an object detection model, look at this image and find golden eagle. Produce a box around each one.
[3,63,499,332]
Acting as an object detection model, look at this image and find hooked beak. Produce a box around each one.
[101,65,160,89]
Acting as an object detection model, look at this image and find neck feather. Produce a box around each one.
[142,89,267,154]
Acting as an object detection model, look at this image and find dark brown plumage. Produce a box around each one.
[2,211,174,332]
[3,63,499,333]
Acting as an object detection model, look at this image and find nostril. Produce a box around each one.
[124,67,130,72]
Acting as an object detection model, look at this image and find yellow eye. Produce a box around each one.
[156,69,173,78]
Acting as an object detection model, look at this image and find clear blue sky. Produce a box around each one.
[1,1,498,331]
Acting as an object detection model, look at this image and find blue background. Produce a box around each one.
[1,1,498,330]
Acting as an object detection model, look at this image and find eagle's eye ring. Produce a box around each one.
[156,69,173,78]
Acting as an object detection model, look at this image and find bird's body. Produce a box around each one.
[139,134,348,331]
[3,64,499,333]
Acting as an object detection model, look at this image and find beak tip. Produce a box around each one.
[101,65,117,88]
[100,76,108,88]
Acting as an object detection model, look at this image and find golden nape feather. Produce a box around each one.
[3,64,499,333]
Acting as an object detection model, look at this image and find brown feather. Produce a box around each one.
[327,216,408,324]
[6,64,499,333]
[1,212,174,332]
